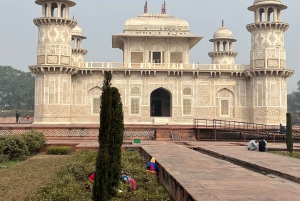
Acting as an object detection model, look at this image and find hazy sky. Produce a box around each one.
[0,0,299,92]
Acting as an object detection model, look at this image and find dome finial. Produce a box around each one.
[222,19,224,27]
[73,14,75,20]
[144,1,148,13]
[161,0,166,14]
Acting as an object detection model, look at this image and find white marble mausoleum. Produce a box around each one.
[29,0,294,125]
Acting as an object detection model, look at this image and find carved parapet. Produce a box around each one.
[33,17,77,28]
[246,22,289,32]
[29,65,78,75]
[72,49,88,55]
[244,69,294,78]
[208,51,238,58]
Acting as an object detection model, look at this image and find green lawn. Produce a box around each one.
[0,155,70,201]
[270,151,300,159]
[0,160,21,171]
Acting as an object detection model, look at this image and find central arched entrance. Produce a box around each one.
[150,88,171,117]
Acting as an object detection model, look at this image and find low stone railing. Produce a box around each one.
[84,62,250,70]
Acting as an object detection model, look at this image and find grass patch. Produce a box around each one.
[0,160,20,171]
[270,151,300,159]
[27,151,172,201]
[0,155,70,201]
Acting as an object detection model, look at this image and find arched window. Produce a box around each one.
[217,41,221,52]
[268,8,274,22]
[223,41,227,51]
[61,4,66,18]
[43,3,48,17]
[259,8,265,22]
[51,3,58,17]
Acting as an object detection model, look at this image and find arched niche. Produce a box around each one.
[150,88,172,117]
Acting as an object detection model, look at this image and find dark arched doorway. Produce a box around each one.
[150,88,171,117]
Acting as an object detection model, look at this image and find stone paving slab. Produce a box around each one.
[191,141,300,183]
[142,143,300,201]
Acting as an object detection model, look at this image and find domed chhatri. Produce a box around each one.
[35,0,76,7]
[124,13,190,34]
[254,0,281,4]
[213,27,233,39]
[209,20,238,66]
[113,2,202,51]
[72,25,83,37]
[210,20,236,41]
[249,0,287,11]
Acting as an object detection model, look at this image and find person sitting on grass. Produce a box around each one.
[247,139,258,151]
[121,171,137,191]
[146,157,158,175]
[259,137,267,152]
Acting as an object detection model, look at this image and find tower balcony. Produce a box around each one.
[33,17,77,28]
[246,22,289,32]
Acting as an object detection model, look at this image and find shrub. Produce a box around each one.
[46,146,73,155]
[0,130,45,161]
[3,135,29,160]
[21,130,46,155]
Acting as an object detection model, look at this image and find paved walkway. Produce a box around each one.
[191,141,300,183]
[142,142,300,200]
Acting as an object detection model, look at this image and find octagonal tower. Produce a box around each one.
[30,0,77,124]
[246,0,293,124]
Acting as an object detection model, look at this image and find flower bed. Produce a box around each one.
[27,151,172,201]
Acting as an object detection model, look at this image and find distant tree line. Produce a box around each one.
[287,80,300,125]
[0,66,35,111]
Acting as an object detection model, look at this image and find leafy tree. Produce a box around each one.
[93,71,112,201]
[0,66,35,110]
[108,87,124,196]
[286,113,293,153]
[287,80,300,125]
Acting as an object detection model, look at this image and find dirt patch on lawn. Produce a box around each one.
[0,154,70,201]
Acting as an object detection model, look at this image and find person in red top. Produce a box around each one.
[25,114,30,122]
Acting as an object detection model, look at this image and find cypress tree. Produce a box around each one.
[108,87,124,195]
[286,113,293,153]
[93,71,112,201]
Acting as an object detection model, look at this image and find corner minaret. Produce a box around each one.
[208,20,238,68]
[72,25,88,68]
[246,0,294,124]
[29,0,77,124]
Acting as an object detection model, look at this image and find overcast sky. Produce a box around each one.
[0,0,299,92]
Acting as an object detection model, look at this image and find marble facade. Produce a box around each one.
[29,0,293,125]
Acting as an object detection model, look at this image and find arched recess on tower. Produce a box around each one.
[150,88,172,117]
[88,86,102,115]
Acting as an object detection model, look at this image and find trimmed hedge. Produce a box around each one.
[46,146,73,155]
[0,130,46,162]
